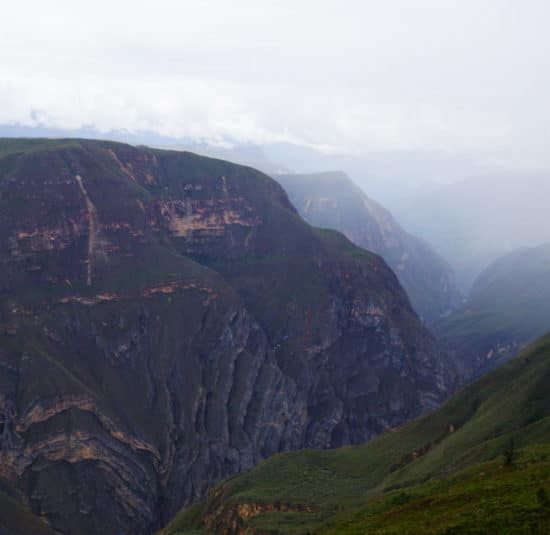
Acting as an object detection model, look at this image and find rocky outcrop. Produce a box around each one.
[0,139,452,534]
[202,500,315,535]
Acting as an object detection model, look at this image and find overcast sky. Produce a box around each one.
[1,1,549,169]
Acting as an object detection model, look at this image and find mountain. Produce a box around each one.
[165,332,550,534]
[434,242,550,380]
[274,172,460,323]
[0,138,451,534]
[395,173,550,291]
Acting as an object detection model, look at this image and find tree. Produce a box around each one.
[503,438,515,466]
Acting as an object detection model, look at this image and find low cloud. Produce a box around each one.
[1,1,550,169]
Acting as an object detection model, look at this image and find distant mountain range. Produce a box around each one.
[165,332,550,534]
[274,171,461,323]
[434,242,550,380]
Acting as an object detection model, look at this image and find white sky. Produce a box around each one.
[1,1,550,168]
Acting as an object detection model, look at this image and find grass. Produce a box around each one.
[0,137,86,159]
[161,504,207,535]
[318,445,550,535]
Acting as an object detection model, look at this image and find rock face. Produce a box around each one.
[275,172,461,323]
[0,139,451,534]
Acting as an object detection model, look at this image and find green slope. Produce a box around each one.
[164,334,550,534]
[318,447,550,535]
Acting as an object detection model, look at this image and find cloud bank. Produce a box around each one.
[1,0,550,168]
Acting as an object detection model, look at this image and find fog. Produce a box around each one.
[2,1,550,169]
[396,173,550,291]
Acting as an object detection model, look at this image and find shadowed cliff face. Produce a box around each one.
[0,139,451,534]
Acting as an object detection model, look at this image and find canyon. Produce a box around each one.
[0,139,452,534]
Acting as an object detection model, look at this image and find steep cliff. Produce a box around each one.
[274,172,460,323]
[0,139,451,534]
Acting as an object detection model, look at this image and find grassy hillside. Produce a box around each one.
[163,333,550,534]
[318,447,550,535]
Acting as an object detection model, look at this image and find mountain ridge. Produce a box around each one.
[274,171,460,323]
[0,138,451,534]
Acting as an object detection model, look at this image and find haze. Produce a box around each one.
[2,0,550,171]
